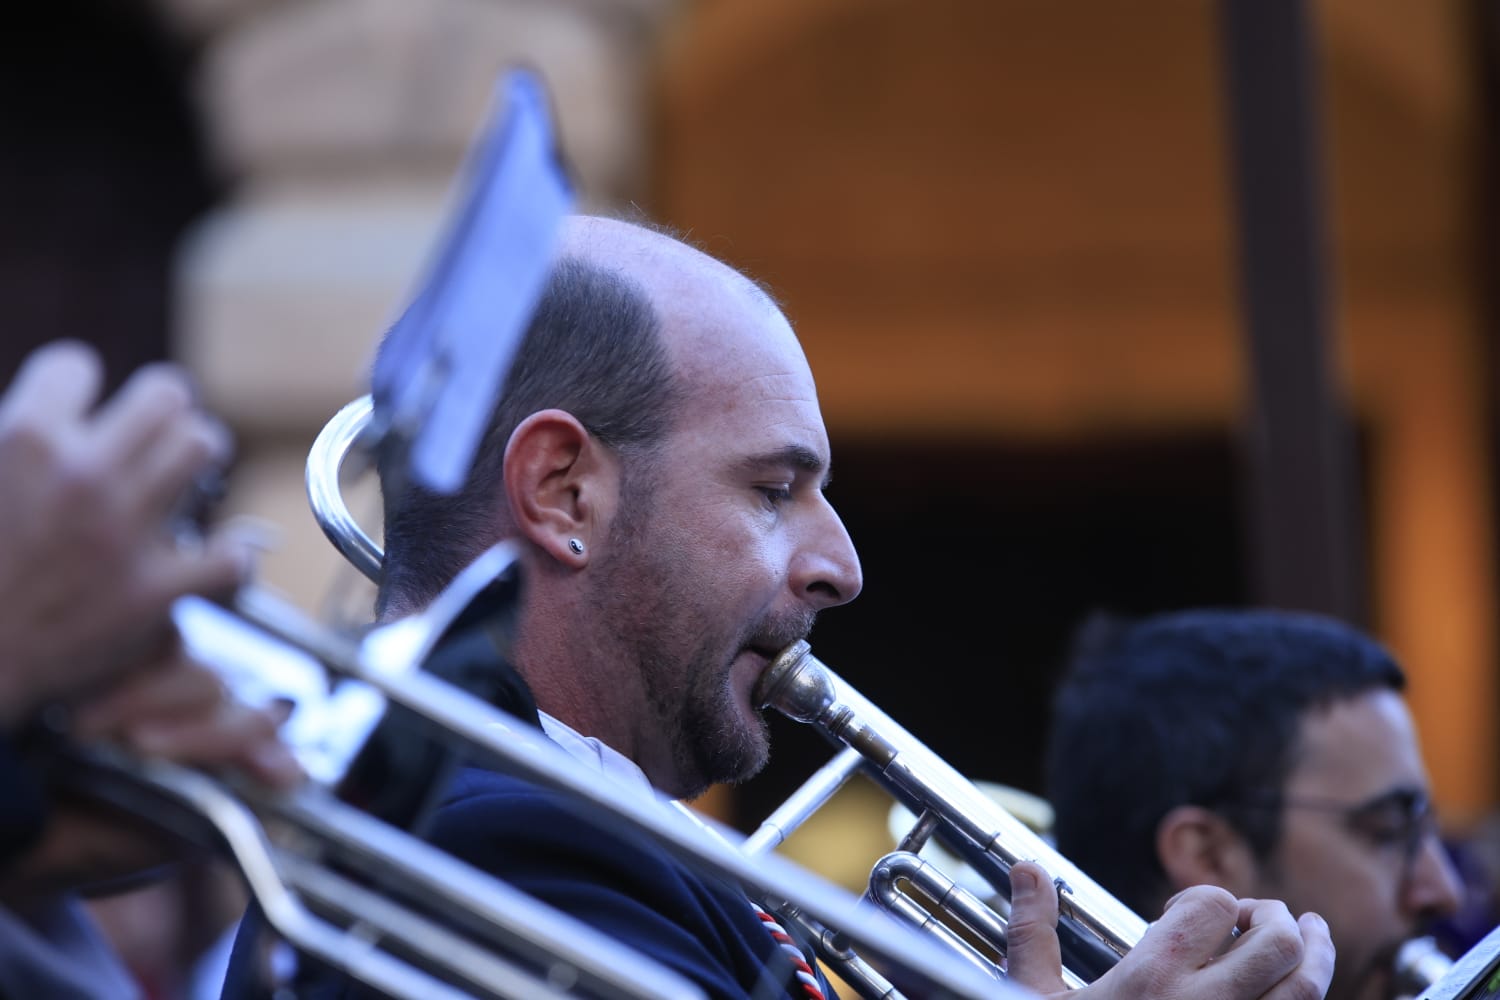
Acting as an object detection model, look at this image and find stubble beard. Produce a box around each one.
[595,475,810,799]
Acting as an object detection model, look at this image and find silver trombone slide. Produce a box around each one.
[218,546,1021,1000]
[52,542,702,999]
[57,748,699,1000]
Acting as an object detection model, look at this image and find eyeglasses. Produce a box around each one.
[1275,788,1439,872]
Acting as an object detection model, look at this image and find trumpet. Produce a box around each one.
[751,640,1146,989]
[751,642,1469,998]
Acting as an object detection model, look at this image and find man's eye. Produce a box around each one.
[1358,823,1409,847]
[1349,810,1413,849]
[758,485,793,508]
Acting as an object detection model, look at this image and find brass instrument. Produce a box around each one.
[752,640,1144,989]
[42,542,695,998]
[752,640,1471,997]
[65,543,710,1000]
[1415,924,1500,1000]
[1397,936,1456,1000]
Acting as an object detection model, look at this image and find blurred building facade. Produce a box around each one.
[7,0,1497,885]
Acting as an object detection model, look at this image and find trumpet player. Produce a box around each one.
[246,215,1336,1000]
[0,341,302,998]
[1046,607,1464,1000]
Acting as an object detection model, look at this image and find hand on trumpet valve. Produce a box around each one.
[1004,859,1336,1000]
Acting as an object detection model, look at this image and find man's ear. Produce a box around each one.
[503,409,617,566]
[1155,804,1259,898]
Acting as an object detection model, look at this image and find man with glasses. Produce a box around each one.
[1045,607,1464,1000]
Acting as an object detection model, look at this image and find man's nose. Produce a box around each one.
[793,498,863,610]
[1405,832,1465,920]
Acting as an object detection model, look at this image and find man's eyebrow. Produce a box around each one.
[738,444,833,487]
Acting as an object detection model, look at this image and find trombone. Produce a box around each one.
[57,544,706,1000]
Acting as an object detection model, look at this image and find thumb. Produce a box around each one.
[1005,860,1070,996]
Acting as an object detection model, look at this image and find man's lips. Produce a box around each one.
[736,647,777,709]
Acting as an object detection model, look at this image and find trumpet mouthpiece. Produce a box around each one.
[755,640,836,723]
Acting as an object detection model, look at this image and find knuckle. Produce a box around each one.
[1261,922,1306,974]
[1004,912,1043,945]
[1175,884,1240,925]
[243,706,281,740]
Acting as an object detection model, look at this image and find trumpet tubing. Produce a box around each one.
[754,639,1148,987]
[753,640,1466,998]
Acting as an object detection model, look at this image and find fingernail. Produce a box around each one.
[1010,864,1038,896]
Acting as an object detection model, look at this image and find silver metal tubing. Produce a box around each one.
[1414,924,1500,1000]
[306,394,384,583]
[756,639,1149,986]
[869,851,1086,992]
[63,751,674,1000]
[1395,936,1455,1000]
[745,745,865,857]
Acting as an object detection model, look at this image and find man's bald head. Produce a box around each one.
[557,216,798,402]
[376,214,782,617]
[557,215,775,308]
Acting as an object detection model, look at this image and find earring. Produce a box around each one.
[568,538,585,556]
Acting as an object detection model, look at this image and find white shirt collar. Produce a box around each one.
[535,711,743,849]
[537,709,664,801]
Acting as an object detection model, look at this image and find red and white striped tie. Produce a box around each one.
[752,903,827,1000]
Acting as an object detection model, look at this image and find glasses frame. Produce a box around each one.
[1229,787,1438,876]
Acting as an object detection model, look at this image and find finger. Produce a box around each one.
[1218,911,1334,1000]
[1146,884,1243,966]
[71,643,223,739]
[1191,897,1308,998]
[1004,860,1070,996]
[122,410,232,526]
[0,341,102,429]
[136,528,252,608]
[1273,912,1335,1000]
[127,703,304,790]
[86,363,198,473]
